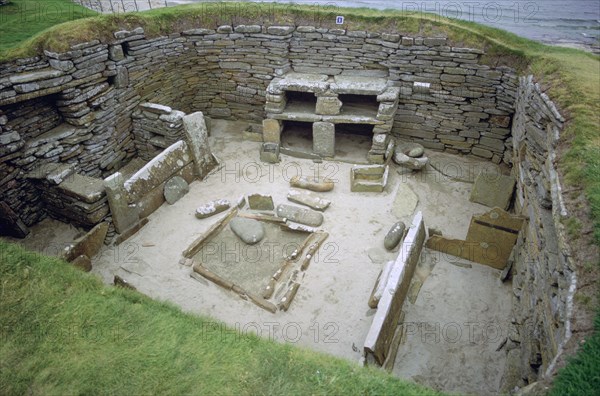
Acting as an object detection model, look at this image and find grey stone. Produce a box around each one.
[49,59,74,72]
[104,172,139,234]
[183,112,213,177]
[8,69,64,84]
[140,103,172,114]
[164,176,189,205]
[195,199,231,219]
[230,217,265,245]
[260,143,280,163]
[331,75,387,95]
[316,96,342,115]
[384,221,406,250]
[470,171,516,210]
[248,194,274,210]
[234,25,262,33]
[394,143,428,170]
[0,131,20,145]
[313,122,335,157]
[287,189,331,211]
[267,26,295,35]
[276,204,324,227]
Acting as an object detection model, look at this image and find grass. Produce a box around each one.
[0,0,97,52]
[549,315,600,395]
[0,240,438,395]
[0,1,598,393]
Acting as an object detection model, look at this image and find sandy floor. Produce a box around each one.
[5,119,513,394]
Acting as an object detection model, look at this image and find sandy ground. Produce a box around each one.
[6,119,513,394]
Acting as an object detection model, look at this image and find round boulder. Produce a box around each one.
[230,217,265,245]
[384,221,406,250]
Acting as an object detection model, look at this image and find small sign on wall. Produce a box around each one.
[336,16,344,25]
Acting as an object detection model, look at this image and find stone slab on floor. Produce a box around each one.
[470,171,516,210]
[391,182,419,219]
[248,193,274,211]
[287,189,331,211]
[276,204,324,227]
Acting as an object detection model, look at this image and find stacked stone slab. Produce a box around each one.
[132,103,186,161]
[263,73,400,162]
[26,163,109,228]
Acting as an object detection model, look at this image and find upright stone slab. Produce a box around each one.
[470,171,516,210]
[183,112,213,178]
[104,172,139,234]
[164,176,189,204]
[364,211,426,364]
[262,119,282,144]
[313,122,335,157]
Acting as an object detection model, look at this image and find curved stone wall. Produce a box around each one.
[0,21,575,389]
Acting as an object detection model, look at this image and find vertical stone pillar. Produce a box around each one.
[183,112,214,178]
[262,119,282,144]
[313,122,335,157]
[104,172,138,234]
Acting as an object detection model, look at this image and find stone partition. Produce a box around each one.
[364,211,426,364]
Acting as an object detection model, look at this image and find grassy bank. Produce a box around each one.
[0,240,437,395]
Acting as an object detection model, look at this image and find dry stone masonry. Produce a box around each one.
[0,22,576,388]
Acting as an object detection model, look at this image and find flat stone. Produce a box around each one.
[470,171,516,210]
[230,217,265,245]
[195,199,231,219]
[164,176,189,205]
[287,189,331,211]
[247,194,274,210]
[428,151,500,183]
[290,175,334,192]
[276,204,324,227]
[384,221,406,250]
[140,103,172,114]
[274,73,329,94]
[391,183,419,219]
[9,69,64,84]
[331,75,387,95]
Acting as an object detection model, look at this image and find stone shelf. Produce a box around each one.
[263,72,400,163]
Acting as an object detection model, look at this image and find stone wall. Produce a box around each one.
[501,75,575,389]
[132,103,186,161]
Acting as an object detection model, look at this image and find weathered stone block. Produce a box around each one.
[316,96,342,115]
[313,122,335,157]
[262,119,282,144]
